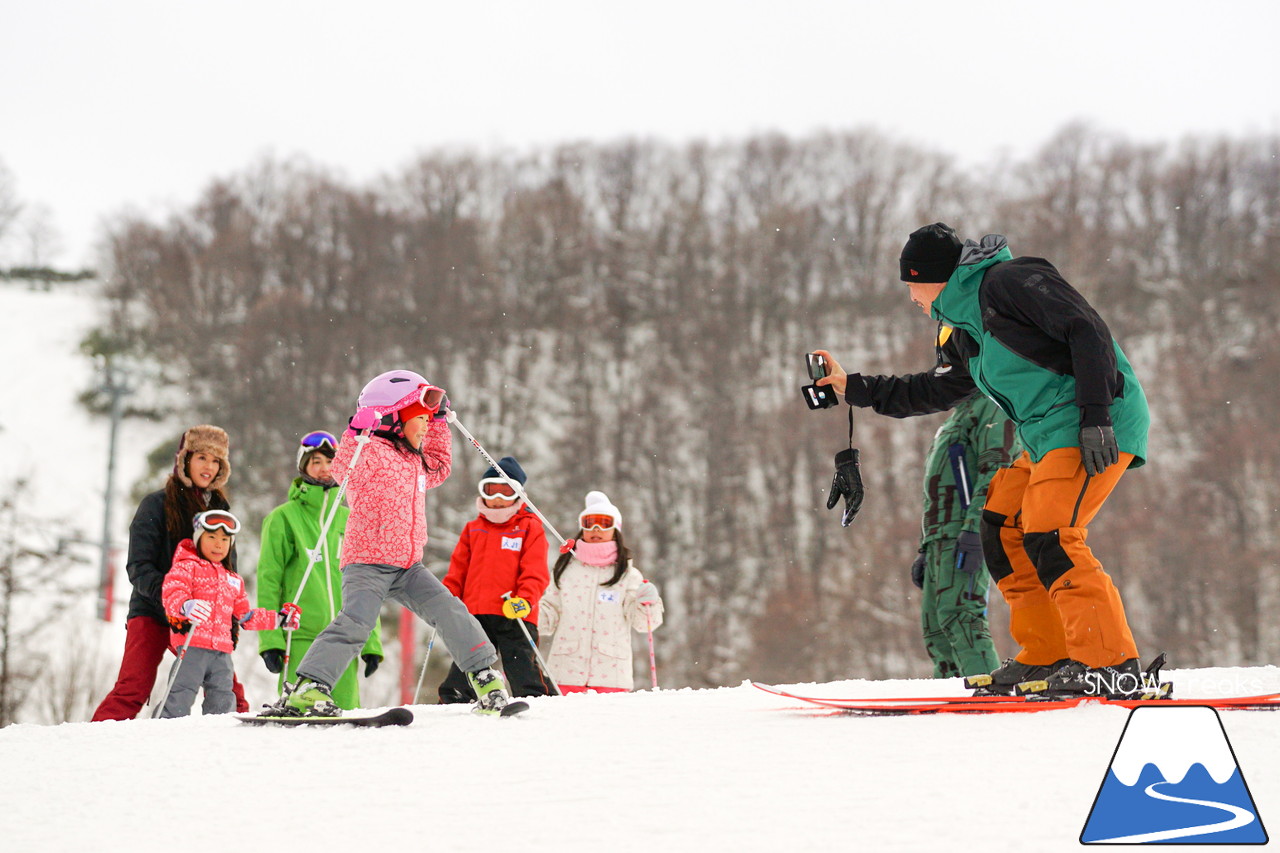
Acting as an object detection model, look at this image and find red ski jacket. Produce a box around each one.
[443,506,549,623]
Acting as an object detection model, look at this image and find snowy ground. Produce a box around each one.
[2,666,1276,853]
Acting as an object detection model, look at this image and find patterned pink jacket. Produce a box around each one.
[332,424,452,569]
[162,539,277,653]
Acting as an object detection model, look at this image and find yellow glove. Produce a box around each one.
[501,596,531,620]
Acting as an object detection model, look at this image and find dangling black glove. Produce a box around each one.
[1079,425,1119,476]
[826,448,864,527]
[910,550,926,589]
[261,649,284,674]
[362,654,381,678]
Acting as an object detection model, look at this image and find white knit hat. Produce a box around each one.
[579,490,622,530]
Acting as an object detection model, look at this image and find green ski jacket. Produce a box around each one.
[257,478,383,658]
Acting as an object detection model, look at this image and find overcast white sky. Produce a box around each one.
[2,0,1277,266]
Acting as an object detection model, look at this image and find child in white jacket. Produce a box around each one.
[541,491,663,693]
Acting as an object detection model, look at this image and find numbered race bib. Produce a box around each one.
[501,536,523,552]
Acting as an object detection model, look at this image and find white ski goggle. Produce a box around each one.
[478,478,521,501]
[193,510,241,536]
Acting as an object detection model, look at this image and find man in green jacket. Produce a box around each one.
[913,353,1020,678]
[257,431,383,710]
[815,223,1150,697]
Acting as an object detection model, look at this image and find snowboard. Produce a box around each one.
[237,707,414,727]
[751,682,1280,716]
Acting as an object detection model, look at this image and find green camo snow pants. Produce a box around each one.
[920,538,999,678]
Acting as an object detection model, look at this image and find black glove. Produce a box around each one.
[362,654,380,678]
[1079,425,1119,476]
[261,649,284,674]
[910,551,926,589]
[825,448,864,527]
[954,531,983,575]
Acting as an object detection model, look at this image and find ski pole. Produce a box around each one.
[643,604,659,690]
[283,428,374,676]
[502,592,562,696]
[412,628,437,705]
[446,412,578,555]
[152,625,199,719]
[947,443,979,594]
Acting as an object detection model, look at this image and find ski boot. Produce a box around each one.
[1017,653,1171,700]
[466,668,511,716]
[266,678,341,717]
[964,657,1070,696]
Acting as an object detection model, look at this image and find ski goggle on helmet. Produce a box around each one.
[478,478,522,501]
[192,509,241,548]
[417,385,446,412]
[396,384,447,424]
[296,430,337,468]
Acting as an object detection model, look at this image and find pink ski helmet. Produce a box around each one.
[357,370,443,435]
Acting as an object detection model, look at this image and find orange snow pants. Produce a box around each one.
[980,448,1139,669]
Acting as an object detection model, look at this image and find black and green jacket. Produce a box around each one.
[846,235,1149,467]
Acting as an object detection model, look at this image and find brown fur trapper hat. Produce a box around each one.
[174,425,231,489]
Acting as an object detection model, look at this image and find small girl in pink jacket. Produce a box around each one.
[160,510,300,718]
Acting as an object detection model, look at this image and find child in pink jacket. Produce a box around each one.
[160,510,300,718]
[272,370,512,717]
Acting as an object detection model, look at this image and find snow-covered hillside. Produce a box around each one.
[0,281,187,719]
[0,280,173,572]
[1,667,1276,853]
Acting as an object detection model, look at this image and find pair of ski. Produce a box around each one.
[751,682,1280,715]
[237,700,529,727]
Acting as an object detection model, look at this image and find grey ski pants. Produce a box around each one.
[296,562,496,690]
[161,647,235,718]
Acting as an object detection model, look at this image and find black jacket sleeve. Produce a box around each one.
[845,369,977,417]
[981,258,1119,426]
[844,325,980,417]
[125,491,170,606]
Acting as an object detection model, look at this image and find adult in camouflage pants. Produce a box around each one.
[912,386,1019,677]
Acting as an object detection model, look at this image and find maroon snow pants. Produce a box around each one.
[92,615,248,721]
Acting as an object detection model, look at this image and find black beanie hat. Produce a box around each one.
[900,223,963,283]
[481,456,527,486]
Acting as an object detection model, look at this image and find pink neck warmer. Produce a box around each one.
[477,496,525,525]
[574,539,618,567]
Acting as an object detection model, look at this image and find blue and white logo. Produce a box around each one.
[1081,706,1267,844]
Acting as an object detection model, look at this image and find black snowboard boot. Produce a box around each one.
[1034,658,1154,699]
[966,657,1070,695]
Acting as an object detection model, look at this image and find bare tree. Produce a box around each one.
[0,480,92,726]
[0,158,23,259]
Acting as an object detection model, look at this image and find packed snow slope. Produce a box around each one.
[2,667,1277,853]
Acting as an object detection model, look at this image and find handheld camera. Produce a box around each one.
[801,352,838,410]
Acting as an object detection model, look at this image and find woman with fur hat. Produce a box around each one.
[92,425,251,721]
[540,491,664,693]
[256,430,384,710]
[437,455,552,703]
